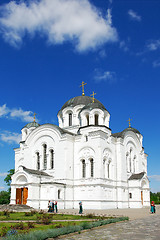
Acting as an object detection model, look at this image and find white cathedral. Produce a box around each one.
[10,85,150,210]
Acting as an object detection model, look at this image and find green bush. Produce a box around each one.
[0,226,7,237]
[14,222,25,230]
[27,222,35,229]
[85,213,95,218]
[24,210,37,217]
[3,210,10,217]
[36,213,53,225]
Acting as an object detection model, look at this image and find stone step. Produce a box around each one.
[0,204,34,212]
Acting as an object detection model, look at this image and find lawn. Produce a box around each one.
[0,211,129,239]
[0,211,107,221]
[0,220,89,235]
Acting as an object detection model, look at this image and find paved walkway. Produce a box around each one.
[59,214,160,240]
[58,205,160,220]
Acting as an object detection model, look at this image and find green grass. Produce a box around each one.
[0,212,108,221]
[0,212,129,239]
[1,217,129,240]
[0,221,88,233]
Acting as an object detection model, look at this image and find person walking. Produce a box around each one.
[48,200,52,212]
[151,201,156,213]
[55,201,58,213]
[51,200,54,212]
[79,201,83,214]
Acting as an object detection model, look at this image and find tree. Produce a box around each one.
[150,192,160,204]
[4,169,15,192]
[0,169,15,205]
[0,191,10,204]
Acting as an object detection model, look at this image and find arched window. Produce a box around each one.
[86,114,89,126]
[128,148,132,172]
[126,152,129,172]
[36,152,40,170]
[107,161,110,178]
[58,189,61,199]
[69,113,72,126]
[95,114,99,125]
[82,160,86,178]
[90,159,94,177]
[43,144,47,170]
[103,159,106,178]
[50,149,54,169]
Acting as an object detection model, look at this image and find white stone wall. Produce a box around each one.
[11,102,150,210]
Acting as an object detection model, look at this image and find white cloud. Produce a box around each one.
[0,104,34,122]
[147,40,160,51]
[153,60,160,68]
[0,131,21,144]
[0,187,5,190]
[128,9,141,22]
[94,69,116,83]
[0,104,9,117]
[10,109,33,122]
[0,0,118,51]
[149,175,160,182]
[0,172,7,177]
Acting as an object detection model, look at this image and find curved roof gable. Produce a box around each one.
[112,127,141,139]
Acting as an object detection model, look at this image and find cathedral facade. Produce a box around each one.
[10,92,150,209]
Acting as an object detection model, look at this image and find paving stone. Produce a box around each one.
[62,215,160,240]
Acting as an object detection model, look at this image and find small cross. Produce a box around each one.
[127,118,132,127]
[80,81,87,96]
[90,91,96,103]
[33,113,36,122]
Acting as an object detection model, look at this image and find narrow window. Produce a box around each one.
[129,149,132,172]
[107,162,110,178]
[69,113,72,126]
[58,189,61,199]
[90,159,94,177]
[85,135,88,142]
[82,160,86,178]
[103,159,106,178]
[50,149,54,169]
[95,114,99,125]
[129,193,132,199]
[37,152,40,170]
[86,115,89,126]
[43,144,47,170]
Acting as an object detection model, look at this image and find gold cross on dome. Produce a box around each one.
[90,91,96,103]
[80,81,87,96]
[33,112,37,122]
[127,118,132,127]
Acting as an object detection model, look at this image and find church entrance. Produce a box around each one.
[16,188,28,205]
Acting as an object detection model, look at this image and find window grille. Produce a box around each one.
[90,159,94,177]
[69,113,72,126]
[50,149,54,169]
[43,144,47,170]
[82,160,86,178]
[37,152,40,170]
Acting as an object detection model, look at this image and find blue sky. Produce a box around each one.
[0,0,160,193]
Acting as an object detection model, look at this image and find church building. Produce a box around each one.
[10,84,150,209]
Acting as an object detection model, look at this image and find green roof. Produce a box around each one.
[23,121,40,129]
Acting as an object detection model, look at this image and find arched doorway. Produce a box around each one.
[16,175,28,205]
